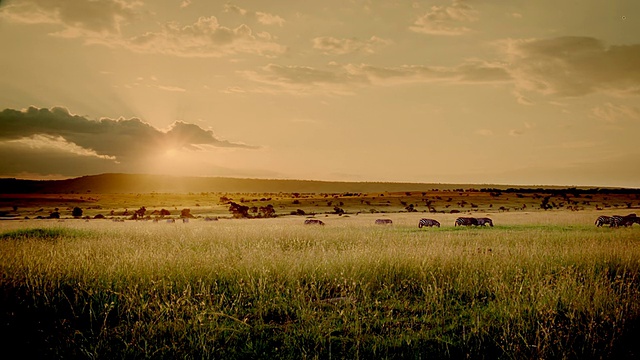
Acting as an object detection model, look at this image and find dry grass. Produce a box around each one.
[1,210,640,359]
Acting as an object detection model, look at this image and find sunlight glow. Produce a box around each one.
[165,148,178,158]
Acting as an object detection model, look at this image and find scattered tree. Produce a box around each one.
[229,202,250,218]
[540,196,552,210]
[181,208,195,218]
[136,206,147,218]
[259,205,276,218]
[72,207,83,218]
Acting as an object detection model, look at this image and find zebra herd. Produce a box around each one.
[375,219,393,225]
[392,217,494,228]
[454,217,494,227]
[595,214,639,227]
[304,219,325,225]
[302,217,494,228]
[418,218,440,228]
[118,213,639,229]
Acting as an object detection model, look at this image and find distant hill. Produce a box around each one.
[0,173,469,194]
[0,173,633,194]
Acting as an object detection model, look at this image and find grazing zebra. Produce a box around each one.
[375,219,393,225]
[476,217,494,227]
[595,216,611,227]
[610,214,637,228]
[167,219,175,223]
[418,218,440,228]
[455,217,478,226]
[304,219,325,225]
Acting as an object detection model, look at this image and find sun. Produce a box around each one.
[165,148,178,158]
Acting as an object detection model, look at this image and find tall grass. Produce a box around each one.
[1,213,639,359]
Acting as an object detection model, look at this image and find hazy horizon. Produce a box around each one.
[1,1,639,188]
[3,172,638,190]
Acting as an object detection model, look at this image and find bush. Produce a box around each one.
[72,207,83,218]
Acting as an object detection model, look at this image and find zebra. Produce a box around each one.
[418,218,440,228]
[476,217,494,227]
[455,217,478,226]
[304,219,325,225]
[375,219,393,225]
[167,218,175,223]
[610,214,637,228]
[182,218,189,223]
[595,216,611,227]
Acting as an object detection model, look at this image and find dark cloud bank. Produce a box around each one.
[0,106,257,177]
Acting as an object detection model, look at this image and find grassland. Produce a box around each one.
[1,189,640,359]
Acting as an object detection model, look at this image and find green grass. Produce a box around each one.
[1,213,640,359]
[0,227,85,241]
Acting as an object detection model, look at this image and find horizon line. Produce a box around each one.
[1,172,638,190]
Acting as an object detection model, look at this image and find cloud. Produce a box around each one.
[221,86,247,94]
[509,121,535,136]
[0,107,257,169]
[165,121,254,149]
[263,64,362,84]
[313,36,391,55]
[504,36,640,97]
[224,4,285,26]
[6,134,117,160]
[591,103,640,123]
[224,4,248,16]
[240,61,511,95]
[0,2,285,58]
[125,16,286,57]
[239,64,364,95]
[255,12,285,27]
[410,0,478,36]
[156,85,187,92]
[124,76,188,92]
[346,61,511,85]
[0,0,139,35]
[513,90,534,105]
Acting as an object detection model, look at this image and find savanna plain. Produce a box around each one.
[1,188,640,359]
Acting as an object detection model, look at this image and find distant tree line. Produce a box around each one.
[480,187,640,195]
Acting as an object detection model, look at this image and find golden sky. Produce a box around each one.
[0,0,639,187]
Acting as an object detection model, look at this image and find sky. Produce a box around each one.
[0,0,639,188]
